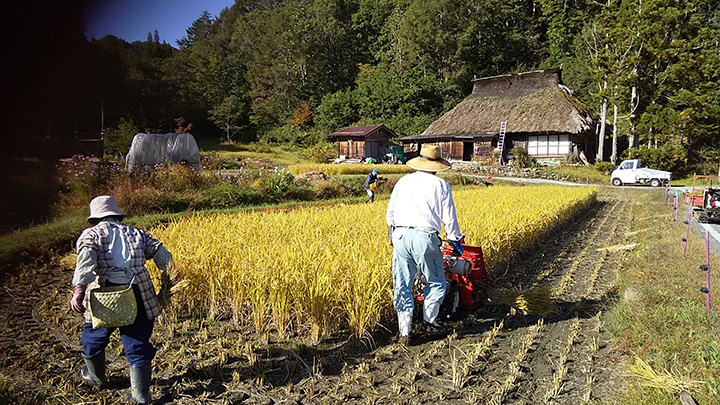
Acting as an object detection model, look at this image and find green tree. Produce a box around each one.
[315,88,358,132]
[104,118,138,159]
[209,96,246,142]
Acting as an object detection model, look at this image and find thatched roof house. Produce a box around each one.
[398,68,598,163]
[328,124,398,161]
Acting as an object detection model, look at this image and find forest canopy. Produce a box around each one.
[2,0,718,170]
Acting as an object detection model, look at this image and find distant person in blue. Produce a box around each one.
[365,168,379,203]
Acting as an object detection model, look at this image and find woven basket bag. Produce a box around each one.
[90,283,137,329]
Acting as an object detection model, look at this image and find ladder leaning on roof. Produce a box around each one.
[497,121,508,165]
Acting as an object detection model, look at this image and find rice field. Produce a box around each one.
[287,163,415,175]
[149,185,596,343]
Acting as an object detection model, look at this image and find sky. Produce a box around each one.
[84,0,235,46]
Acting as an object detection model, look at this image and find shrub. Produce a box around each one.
[198,183,264,208]
[311,180,341,200]
[695,146,720,175]
[623,142,687,173]
[282,181,315,201]
[202,155,243,171]
[142,161,207,192]
[443,174,482,186]
[303,143,337,163]
[55,155,121,196]
[267,168,295,194]
[331,177,365,197]
[115,186,193,215]
[104,118,138,159]
[594,161,614,173]
[510,147,536,168]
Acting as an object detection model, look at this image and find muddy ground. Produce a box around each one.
[0,193,633,404]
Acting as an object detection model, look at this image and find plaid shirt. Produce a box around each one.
[75,219,163,322]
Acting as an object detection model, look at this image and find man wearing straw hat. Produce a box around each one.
[69,195,173,404]
[386,144,464,345]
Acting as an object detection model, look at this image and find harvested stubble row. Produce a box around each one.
[287,163,415,175]
[148,185,596,342]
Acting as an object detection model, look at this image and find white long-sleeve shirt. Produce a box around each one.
[386,171,462,240]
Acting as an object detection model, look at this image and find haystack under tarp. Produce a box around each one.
[126,132,200,172]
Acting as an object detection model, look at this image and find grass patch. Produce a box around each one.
[197,139,309,166]
[541,165,611,185]
[670,174,720,188]
[606,189,720,402]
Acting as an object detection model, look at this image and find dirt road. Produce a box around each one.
[0,193,631,404]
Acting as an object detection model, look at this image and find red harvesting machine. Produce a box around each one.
[413,243,489,316]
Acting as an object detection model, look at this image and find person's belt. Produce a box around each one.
[395,225,438,234]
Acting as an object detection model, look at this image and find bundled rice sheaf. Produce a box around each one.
[627,355,704,394]
[489,287,558,316]
[156,259,189,309]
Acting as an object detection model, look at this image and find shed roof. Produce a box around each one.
[328,124,397,138]
[420,68,596,137]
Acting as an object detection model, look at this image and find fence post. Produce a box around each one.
[683,203,692,257]
[706,230,711,313]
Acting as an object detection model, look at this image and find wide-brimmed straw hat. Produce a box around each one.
[406,144,451,172]
[87,195,125,223]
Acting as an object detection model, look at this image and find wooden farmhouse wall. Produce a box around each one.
[401,138,495,161]
[337,138,365,159]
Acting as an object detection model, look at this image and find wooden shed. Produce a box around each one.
[397,68,598,163]
[328,125,398,161]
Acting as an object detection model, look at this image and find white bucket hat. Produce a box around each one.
[406,144,451,172]
[88,195,125,223]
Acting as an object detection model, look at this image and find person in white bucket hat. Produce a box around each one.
[70,195,173,404]
[386,144,464,345]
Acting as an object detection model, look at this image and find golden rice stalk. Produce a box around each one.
[149,185,593,341]
[156,259,188,309]
[288,163,414,176]
[627,355,704,394]
[489,287,558,316]
[59,252,78,270]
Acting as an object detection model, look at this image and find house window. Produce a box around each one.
[527,135,570,156]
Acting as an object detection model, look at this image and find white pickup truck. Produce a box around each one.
[610,159,672,187]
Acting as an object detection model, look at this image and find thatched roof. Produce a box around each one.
[419,68,595,138]
[328,124,397,138]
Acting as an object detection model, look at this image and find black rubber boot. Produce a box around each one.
[81,351,107,387]
[421,320,447,335]
[128,364,152,404]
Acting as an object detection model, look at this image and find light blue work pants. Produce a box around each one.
[391,227,446,313]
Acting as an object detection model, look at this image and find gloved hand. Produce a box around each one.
[70,285,86,313]
[450,239,464,257]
